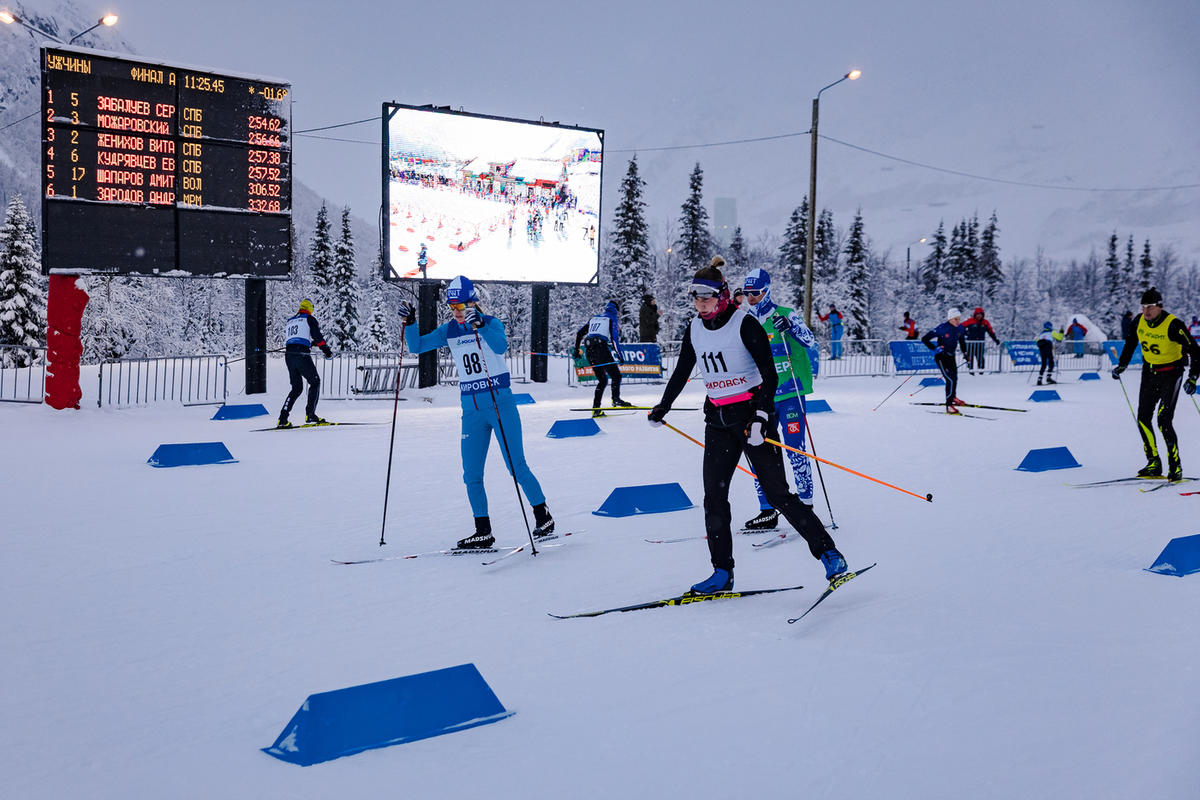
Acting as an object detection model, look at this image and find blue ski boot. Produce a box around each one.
[820,549,847,581]
[689,568,733,595]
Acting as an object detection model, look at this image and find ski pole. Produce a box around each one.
[764,436,933,502]
[226,348,285,366]
[1191,393,1200,418]
[908,382,931,397]
[1116,373,1138,424]
[474,326,538,555]
[378,326,405,547]
[874,373,914,411]
[803,416,838,529]
[661,421,757,478]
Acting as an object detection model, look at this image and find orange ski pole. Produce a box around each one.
[765,437,933,502]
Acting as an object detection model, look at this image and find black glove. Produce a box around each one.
[398,301,415,326]
[464,307,484,329]
[572,347,582,359]
[647,404,669,427]
[1185,377,1197,396]
[771,313,793,335]
[746,408,770,446]
[321,345,333,359]
[1111,365,1125,379]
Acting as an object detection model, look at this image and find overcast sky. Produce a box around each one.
[28,0,1200,262]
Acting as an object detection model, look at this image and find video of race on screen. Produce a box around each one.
[385,105,603,285]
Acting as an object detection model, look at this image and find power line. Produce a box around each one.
[819,134,1200,193]
[0,110,38,132]
[294,116,375,134]
[295,132,376,145]
[607,130,811,153]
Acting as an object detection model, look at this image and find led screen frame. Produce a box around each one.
[381,103,603,286]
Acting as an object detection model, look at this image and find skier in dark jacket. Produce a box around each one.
[278,298,333,427]
[1112,287,1200,482]
[921,308,968,413]
[575,300,630,416]
[961,307,1001,374]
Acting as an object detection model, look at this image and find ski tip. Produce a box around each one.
[926,493,934,502]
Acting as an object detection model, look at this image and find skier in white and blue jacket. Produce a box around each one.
[574,300,630,415]
[398,276,554,549]
[921,308,969,412]
[740,268,821,530]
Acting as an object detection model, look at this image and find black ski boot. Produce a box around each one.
[456,517,494,549]
[306,414,328,425]
[744,508,780,530]
[612,399,634,408]
[276,416,292,429]
[1167,450,1183,483]
[1036,377,1043,386]
[1045,376,1057,385]
[532,503,555,537]
[1137,457,1163,478]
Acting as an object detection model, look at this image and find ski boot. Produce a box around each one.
[744,509,780,530]
[951,397,966,406]
[946,404,960,415]
[612,399,635,408]
[1036,377,1043,386]
[820,549,848,581]
[689,568,733,595]
[456,517,495,549]
[1137,457,1162,478]
[592,409,606,418]
[532,503,555,538]
[1167,450,1183,483]
[276,416,292,429]
[305,414,328,425]
[1045,376,1057,385]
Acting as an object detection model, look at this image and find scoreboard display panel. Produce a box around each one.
[40,46,292,277]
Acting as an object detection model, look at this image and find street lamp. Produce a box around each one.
[906,237,928,280]
[802,69,861,326]
[0,10,118,44]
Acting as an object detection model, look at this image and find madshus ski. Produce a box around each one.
[788,563,877,624]
[911,401,1027,412]
[1139,477,1197,493]
[332,531,580,565]
[1067,476,1178,489]
[925,410,995,420]
[644,528,770,544]
[549,585,804,619]
[253,421,377,432]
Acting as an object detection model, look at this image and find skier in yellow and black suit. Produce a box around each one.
[1112,287,1200,482]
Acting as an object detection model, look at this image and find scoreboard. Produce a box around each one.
[40,46,292,277]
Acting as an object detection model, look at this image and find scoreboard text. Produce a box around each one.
[41,47,292,277]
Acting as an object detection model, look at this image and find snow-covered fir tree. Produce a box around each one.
[921,221,947,299]
[670,163,713,337]
[977,213,1003,301]
[363,257,391,352]
[1102,232,1123,330]
[843,208,871,341]
[308,203,335,313]
[1138,239,1153,293]
[329,207,360,350]
[727,226,748,275]
[603,156,652,328]
[0,196,45,364]
[811,208,839,317]
[777,202,807,308]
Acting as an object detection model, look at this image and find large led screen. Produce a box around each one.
[383,104,603,285]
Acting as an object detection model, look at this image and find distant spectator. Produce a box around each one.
[961,307,1001,374]
[639,294,661,343]
[1066,317,1088,357]
[899,311,919,340]
[1121,310,1135,341]
[1189,315,1200,342]
[818,304,845,359]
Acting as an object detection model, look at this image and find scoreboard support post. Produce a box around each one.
[531,283,550,383]
[245,278,267,394]
[418,280,440,388]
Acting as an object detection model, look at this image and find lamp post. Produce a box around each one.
[802,69,861,327]
[0,10,117,44]
[905,237,928,280]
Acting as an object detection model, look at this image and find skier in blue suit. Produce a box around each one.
[921,308,969,413]
[399,276,554,549]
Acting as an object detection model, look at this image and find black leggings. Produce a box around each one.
[283,351,320,418]
[586,338,622,408]
[701,403,835,571]
[1037,340,1054,376]
[935,352,958,403]
[1136,366,1184,464]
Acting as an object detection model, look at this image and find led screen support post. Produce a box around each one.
[802,69,860,327]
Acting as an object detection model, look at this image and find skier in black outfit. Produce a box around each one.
[574,300,631,416]
[278,298,333,428]
[1111,287,1200,481]
[921,308,969,412]
[648,257,846,594]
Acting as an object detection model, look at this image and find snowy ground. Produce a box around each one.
[3,365,1198,799]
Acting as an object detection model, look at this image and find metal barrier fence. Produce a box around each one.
[816,339,894,378]
[999,341,1105,374]
[312,349,528,400]
[0,345,46,404]
[97,354,228,407]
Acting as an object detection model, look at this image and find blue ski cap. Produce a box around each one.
[446,275,478,305]
[604,300,618,317]
[743,268,771,293]
[1043,321,1053,331]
